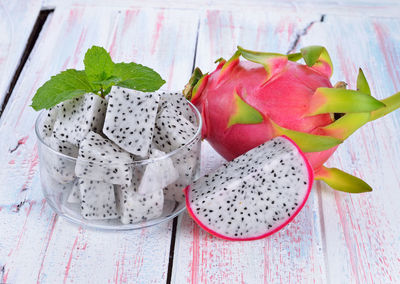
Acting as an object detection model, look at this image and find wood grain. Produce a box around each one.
[301,15,400,284]
[1,2,400,284]
[0,0,41,111]
[0,6,199,283]
[42,0,400,18]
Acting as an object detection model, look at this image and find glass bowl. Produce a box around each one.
[35,98,202,230]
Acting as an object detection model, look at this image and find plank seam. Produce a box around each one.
[166,17,200,284]
[166,218,178,284]
[190,19,201,73]
[0,9,54,118]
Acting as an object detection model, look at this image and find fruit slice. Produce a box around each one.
[185,136,313,241]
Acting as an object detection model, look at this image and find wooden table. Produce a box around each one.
[1,0,400,283]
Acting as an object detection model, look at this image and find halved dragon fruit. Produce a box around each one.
[78,178,118,220]
[103,86,160,157]
[185,136,313,241]
[52,94,107,146]
[75,131,134,185]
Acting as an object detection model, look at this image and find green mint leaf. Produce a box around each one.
[113,62,165,92]
[84,46,114,84]
[31,69,93,110]
[91,75,121,90]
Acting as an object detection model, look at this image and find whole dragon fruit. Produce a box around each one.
[184,46,400,193]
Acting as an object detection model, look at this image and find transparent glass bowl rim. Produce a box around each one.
[34,93,203,166]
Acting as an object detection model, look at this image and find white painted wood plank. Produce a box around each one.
[0,0,41,110]
[299,15,400,283]
[172,10,329,284]
[0,6,199,283]
[43,0,400,18]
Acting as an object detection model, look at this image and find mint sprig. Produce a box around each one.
[31,46,166,110]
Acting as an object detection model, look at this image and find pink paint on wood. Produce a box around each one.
[21,144,39,192]
[228,13,236,42]
[118,247,127,283]
[114,259,120,284]
[255,25,264,49]
[15,76,40,127]
[36,214,58,284]
[61,56,71,71]
[274,19,285,35]
[108,12,121,60]
[373,22,400,90]
[151,11,165,55]
[263,240,270,284]
[8,159,15,164]
[336,45,353,85]
[334,192,361,283]
[108,28,118,59]
[63,233,79,284]
[39,198,47,217]
[287,23,295,41]
[15,77,39,126]
[2,268,9,283]
[206,10,220,57]
[72,29,88,67]
[67,8,84,33]
[167,57,175,90]
[122,9,139,34]
[13,201,35,254]
[18,136,29,145]
[190,221,200,284]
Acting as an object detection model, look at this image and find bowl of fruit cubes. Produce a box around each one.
[33,46,202,230]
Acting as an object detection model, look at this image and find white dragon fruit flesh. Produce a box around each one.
[158,92,196,124]
[41,135,78,183]
[78,178,118,220]
[164,180,187,203]
[185,136,313,241]
[138,148,179,194]
[116,177,164,224]
[75,131,134,185]
[52,93,107,146]
[164,139,201,202]
[39,106,59,138]
[153,109,197,153]
[67,179,80,203]
[103,86,160,157]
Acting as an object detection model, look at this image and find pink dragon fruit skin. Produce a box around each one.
[185,46,400,193]
[195,59,334,167]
